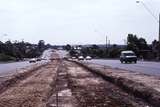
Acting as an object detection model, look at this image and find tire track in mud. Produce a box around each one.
[0,59,152,107]
[46,61,78,107]
[0,63,49,95]
[0,60,60,107]
[65,61,151,107]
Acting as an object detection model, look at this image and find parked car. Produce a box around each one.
[85,56,92,60]
[120,51,137,63]
[78,56,84,60]
[29,58,36,63]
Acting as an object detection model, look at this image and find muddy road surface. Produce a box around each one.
[63,61,150,107]
[0,60,60,107]
[0,59,152,107]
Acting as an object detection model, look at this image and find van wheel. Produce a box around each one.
[134,61,137,63]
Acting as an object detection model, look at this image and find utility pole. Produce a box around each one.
[106,35,108,57]
[108,40,110,47]
[159,13,160,60]
[106,35,107,49]
[159,14,160,42]
[136,1,160,60]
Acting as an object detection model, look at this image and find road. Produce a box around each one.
[56,50,68,58]
[0,59,150,107]
[54,50,160,76]
[0,49,52,76]
[0,61,34,76]
[0,50,158,107]
[86,59,160,76]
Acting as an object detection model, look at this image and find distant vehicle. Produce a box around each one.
[29,58,36,63]
[78,56,84,60]
[85,56,92,60]
[63,57,68,60]
[36,58,42,61]
[120,51,137,63]
[71,56,76,59]
[41,58,47,60]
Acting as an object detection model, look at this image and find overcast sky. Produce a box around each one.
[0,0,159,45]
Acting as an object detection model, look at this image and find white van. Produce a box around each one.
[120,51,137,63]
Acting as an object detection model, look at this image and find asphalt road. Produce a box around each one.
[0,61,34,76]
[56,50,68,58]
[86,59,160,76]
[0,49,52,76]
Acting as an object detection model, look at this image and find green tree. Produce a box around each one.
[127,34,139,55]
[0,40,48,61]
[127,34,149,57]
[65,44,71,51]
[38,40,45,52]
[92,44,99,50]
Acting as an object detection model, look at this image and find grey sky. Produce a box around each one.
[0,0,159,45]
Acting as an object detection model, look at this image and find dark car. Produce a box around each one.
[36,58,42,61]
[120,51,137,63]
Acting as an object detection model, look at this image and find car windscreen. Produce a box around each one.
[123,53,135,56]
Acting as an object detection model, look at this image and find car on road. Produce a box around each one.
[85,56,92,60]
[71,56,77,59]
[29,58,36,63]
[36,58,42,61]
[120,51,137,63]
[78,56,84,60]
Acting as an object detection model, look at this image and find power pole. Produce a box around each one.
[136,1,160,60]
[159,13,160,60]
[106,35,108,57]
[159,14,160,42]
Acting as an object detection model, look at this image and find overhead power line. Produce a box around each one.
[136,0,159,22]
[141,1,159,22]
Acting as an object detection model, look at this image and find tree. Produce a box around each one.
[65,44,71,51]
[127,34,139,55]
[38,40,45,52]
[92,44,99,50]
[152,40,159,59]
[137,38,148,50]
[127,34,139,45]
[0,40,48,61]
[126,34,149,57]
[0,41,3,53]
[69,50,78,57]
[4,40,15,56]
